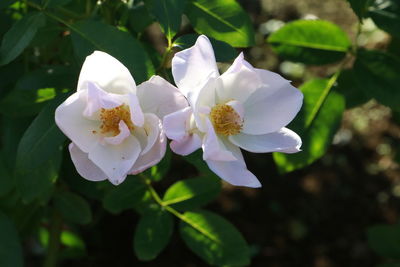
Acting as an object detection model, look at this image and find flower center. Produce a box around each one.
[210,103,243,136]
[99,104,134,136]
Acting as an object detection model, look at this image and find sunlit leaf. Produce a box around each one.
[268,20,351,65]
[185,0,255,47]
[180,210,250,266]
[274,77,345,173]
[0,66,75,117]
[163,176,221,210]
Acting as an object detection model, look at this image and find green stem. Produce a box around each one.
[43,212,63,267]
[157,45,172,73]
[138,174,219,242]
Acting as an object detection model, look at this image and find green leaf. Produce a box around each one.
[145,148,172,182]
[0,0,17,9]
[0,66,75,117]
[103,176,147,214]
[369,0,400,39]
[174,33,237,62]
[134,209,173,261]
[347,0,372,19]
[267,20,351,65]
[335,69,370,108]
[184,150,215,176]
[273,77,345,173]
[145,0,185,43]
[15,96,67,203]
[179,210,250,266]
[185,0,255,47]
[0,212,23,267]
[54,191,92,225]
[70,20,154,83]
[127,4,154,33]
[367,224,400,259]
[354,50,400,111]
[45,0,73,7]
[0,153,13,197]
[0,12,46,66]
[163,176,221,210]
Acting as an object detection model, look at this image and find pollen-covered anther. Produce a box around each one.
[210,104,243,136]
[99,104,134,136]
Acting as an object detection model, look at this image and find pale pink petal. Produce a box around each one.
[83,82,122,117]
[128,93,144,127]
[103,120,131,145]
[242,77,303,135]
[170,133,202,156]
[163,107,192,141]
[229,127,302,153]
[69,143,107,182]
[130,126,167,175]
[55,91,100,153]
[136,75,188,118]
[88,135,141,185]
[77,51,136,95]
[216,53,262,104]
[206,159,261,188]
[133,113,161,155]
[172,35,219,98]
[202,118,237,161]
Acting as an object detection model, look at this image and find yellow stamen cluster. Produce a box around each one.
[210,104,243,136]
[99,104,134,136]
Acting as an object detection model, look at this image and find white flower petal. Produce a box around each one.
[229,127,302,153]
[88,135,141,185]
[136,75,188,118]
[202,118,237,161]
[242,79,303,135]
[128,93,144,127]
[83,82,122,117]
[103,120,131,145]
[206,159,261,188]
[69,143,108,182]
[170,133,202,156]
[130,126,167,175]
[216,53,262,104]
[163,107,192,141]
[55,91,100,153]
[133,113,161,155]
[226,100,244,120]
[172,35,219,98]
[77,51,136,95]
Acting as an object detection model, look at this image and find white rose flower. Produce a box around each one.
[55,51,186,185]
[163,35,303,188]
